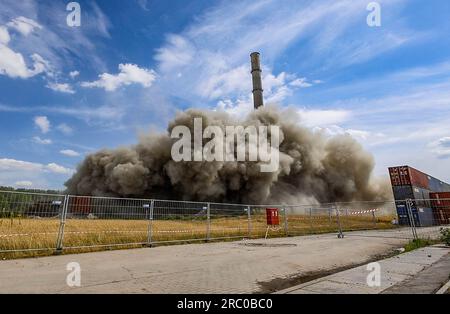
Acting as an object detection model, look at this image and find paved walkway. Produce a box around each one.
[0,228,416,294]
[277,246,450,294]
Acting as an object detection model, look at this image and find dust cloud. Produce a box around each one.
[65,106,392,205]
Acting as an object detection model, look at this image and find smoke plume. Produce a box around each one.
[65,106,391,204]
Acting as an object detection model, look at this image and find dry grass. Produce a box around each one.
[0,214,395,259]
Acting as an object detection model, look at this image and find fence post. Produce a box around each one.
[146,199,155,247]
[283,208,289,236]
[55,195,69,253]
[206,203,211,242]
[372,209,377,229]
[309,207,313,234]
[328,207,332,225]
[247,206,252,239]
[406,199,418,240]
[335,204,344,238]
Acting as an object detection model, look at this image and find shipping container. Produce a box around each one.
[395,203,413,226]
[394,202,421,226]
[69,196,92,216]
[392,185,431,204]
[430,192,450,225]
[392,185,414,200]
[388,166,430,189]
[428,177,450,193]
[415,207,434,227]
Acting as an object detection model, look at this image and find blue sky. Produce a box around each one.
[1,0,450,189]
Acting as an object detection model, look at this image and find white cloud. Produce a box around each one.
[60,149,80,157]
[81,63,156,91]
[0,158,41,172]
[199,65,249,99]
[46,82,75,94]
[297,109,352,127]
[136,0,150,11]
[69,70,80,78]
[0,17,52,79]
[289,78,313,88]
[0,31,51,79]
[57,123,73,135]
[7,16,42,36]
[32,136,52,145]
[0,26,10,44]
[429,137,450,159]
[1,103,125,125]
[0,46,50,78]
[14,180,33,187]
[34,116,50,133]
[0,158,73,189]
[155,34,195,72]
[45,163,73,174]
[0,158,72,175]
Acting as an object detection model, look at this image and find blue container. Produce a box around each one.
[395,203,410,225]
[416,207,434,227]
[428,176,450,193]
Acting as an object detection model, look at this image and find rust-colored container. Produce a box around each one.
[69,196,92,215]
[388,166,430,189]
[430,192,450,225]
[266,208,279,225]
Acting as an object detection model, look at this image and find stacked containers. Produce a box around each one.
[389,166,435,227]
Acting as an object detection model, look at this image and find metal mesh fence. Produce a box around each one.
[0,191,65,254]
[1,190,449,259]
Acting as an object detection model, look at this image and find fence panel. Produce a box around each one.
[2,190,450,259]
[410,198,450,240]
[208,203,250,240]
[0,190,65,257]
[152,200,208,243]
[337,201,397,233]
[62,195,150,250]
[283,205,340,236]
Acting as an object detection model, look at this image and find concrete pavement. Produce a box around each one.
[276,246,450,294]
[0,229,411,294]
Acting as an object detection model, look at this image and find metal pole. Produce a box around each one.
[406,199,418,240]
[335,204,344,238]
[206,203,211,242]
[247,206,252,239]
[309,207,313,234]
[283,208,289,236]
[372,209,376,229]
[147,200,154,247]
[56,195,69,253]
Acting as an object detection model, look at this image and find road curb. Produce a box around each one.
[436,279,450,294]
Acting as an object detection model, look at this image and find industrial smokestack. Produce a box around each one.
[250,52,264,109]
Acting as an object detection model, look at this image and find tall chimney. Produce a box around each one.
[250,52,264,109]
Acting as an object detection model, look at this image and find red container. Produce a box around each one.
[430,192,450,225]
[69,196,92,215]
[388,166,429,189]
[266,208,279,225]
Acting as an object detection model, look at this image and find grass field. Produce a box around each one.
[0,214,396,259]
